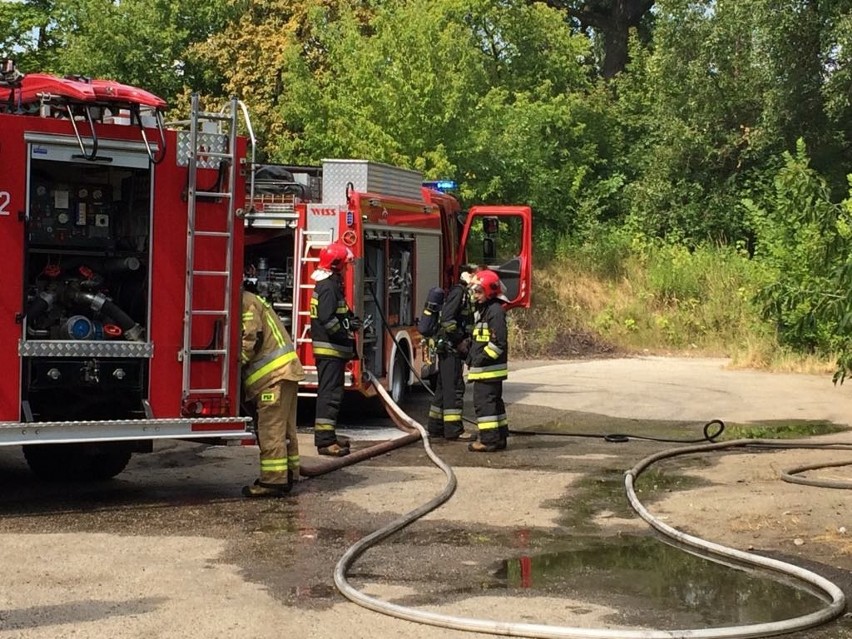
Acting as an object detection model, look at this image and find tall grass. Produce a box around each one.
[510,238,836,373]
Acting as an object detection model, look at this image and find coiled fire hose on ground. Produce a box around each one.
[334,372,848,638]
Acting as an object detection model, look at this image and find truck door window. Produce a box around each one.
[463,215,525,300]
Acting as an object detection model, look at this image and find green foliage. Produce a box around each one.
[745,141,850,357]
[610,0,851,246]
[0,0,233,104]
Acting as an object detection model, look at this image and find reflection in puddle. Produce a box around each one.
[498,536,824,627]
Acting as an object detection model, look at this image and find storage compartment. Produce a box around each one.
[24,158,150,343]
[21,150,153,422]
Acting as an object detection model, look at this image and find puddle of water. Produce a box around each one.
[497,535,826,627]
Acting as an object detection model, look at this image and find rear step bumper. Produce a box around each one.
[0,416,251,446]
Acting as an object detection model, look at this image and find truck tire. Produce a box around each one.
[24,443,133,481]
[390,350,408,406]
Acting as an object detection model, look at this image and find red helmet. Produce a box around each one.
[318,242,354,271]
[473,269,507,301]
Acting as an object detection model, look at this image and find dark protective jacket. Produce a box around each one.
[439,282,474,346]
[310,272,355,360]
[467,298,508,381]
[241,291,305,399]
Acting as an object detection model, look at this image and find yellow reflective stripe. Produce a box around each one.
[261,458,288,471]
[444,414,462,423]
[244,351,298,386]
[312,341,353,358]
[484,345,499,359]
[429,407,443,419]
[314,423,335,431]
[468,362,508,380]
[468,370,507,380]
[313,347,349,357]
[477,420,499,431]
[264,307,287,347]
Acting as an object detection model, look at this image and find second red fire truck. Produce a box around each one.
[242,160,533,406]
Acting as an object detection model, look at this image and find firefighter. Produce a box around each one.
[427,266,476,441]
[241,290,305,498]
[310,242,360,456]
[466,268,510,453]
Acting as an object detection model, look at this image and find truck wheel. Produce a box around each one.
[390,350,408,406]
[84,446,133,481]
[24,443,133,481]
[23,445,66,481]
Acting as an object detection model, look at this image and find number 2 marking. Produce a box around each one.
[0,192,10,216]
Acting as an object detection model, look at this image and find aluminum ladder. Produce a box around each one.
[179,94,255,401]
[292,228,334,348]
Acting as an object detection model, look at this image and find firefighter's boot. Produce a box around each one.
[317,442,350,457]
[496,425,509,450]
[468,441,499,453]
[242,480,291,498]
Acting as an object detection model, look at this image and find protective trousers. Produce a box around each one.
[314,357,346,448]
[255,380,299,485]
[427,350,465,439]
[473,379,507,447]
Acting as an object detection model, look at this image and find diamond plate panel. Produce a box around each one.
[19,340,154,358]
[176,131,228,168]
[321,159,423,204]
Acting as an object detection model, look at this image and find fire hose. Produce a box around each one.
[332,372,848,639]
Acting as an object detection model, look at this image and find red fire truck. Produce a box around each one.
[0,64,251,480]
[242,160,533,405]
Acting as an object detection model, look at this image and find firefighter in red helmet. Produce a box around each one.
[467,268,510,453]
[310,241,359,456]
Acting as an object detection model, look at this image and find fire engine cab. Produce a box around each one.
[0,63,251,479]
[243,160,533,405]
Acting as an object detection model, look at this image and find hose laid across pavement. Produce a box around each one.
[335,379,848,638]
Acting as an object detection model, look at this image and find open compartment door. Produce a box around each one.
[457,205,532,309]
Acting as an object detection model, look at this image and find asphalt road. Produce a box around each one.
[1,357,851,639]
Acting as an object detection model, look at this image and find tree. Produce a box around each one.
[0,0,64,71]
[536,0,655,77]
[609,0,852,245]
[0,0,234,104]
